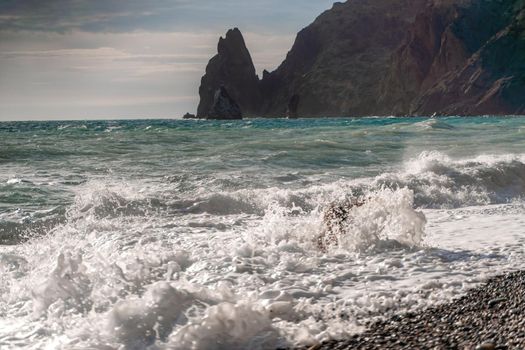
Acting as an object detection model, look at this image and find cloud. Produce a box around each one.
[0,1,336,120]
[1,47,128,59]
[0,30,295,120]
[0,0,335,33]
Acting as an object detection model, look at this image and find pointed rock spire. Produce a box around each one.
[197,28,261,119]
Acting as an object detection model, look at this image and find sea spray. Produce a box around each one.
[331,188,427,252]
[32,251,92,317]
[1,118,525,349]
[374,151,525,208]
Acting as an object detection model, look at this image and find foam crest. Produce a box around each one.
[375,151,525,208]
[250,188,426,254]
[32,251,92,317]
[106,282,191,348]
[332,188,427,252]
[412,119,455,130]
[167,302,279,350]
[69,182,157,220]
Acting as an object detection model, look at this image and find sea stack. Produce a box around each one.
[197,28,261,119]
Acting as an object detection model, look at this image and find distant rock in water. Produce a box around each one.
[207,86,242,120]
[196,1,525,117]
[197,28,260,119]
[182,113,197,119]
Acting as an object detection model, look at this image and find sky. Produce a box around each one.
[0,0,336,120]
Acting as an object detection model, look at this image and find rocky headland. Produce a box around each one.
[197,0,525,118]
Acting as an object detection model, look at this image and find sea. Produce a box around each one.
[0,117,524,349]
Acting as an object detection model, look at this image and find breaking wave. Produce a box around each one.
[73,151,525,216]
[2,152,525,349]
[374,151,525,208]
[3,151,523,247]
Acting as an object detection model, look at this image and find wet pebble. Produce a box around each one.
[296,271,525,350]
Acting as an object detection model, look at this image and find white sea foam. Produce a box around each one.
[1,152,525,349]
[335,188,427,251]
[45,151,525,222]
[6,178,23,185]
[412,119,455,130]
[166,302,279,350]
[374,151,525,208]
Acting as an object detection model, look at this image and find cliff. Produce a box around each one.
[412,0,525,115]
[383,0,525,115]
[197,0,525,118]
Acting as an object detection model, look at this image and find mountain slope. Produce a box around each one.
[197,0,525,118]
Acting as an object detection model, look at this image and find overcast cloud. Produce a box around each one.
[0,0,335,120]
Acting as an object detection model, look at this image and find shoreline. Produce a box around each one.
[301,271,525,350]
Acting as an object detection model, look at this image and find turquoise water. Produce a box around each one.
[1,117,524,349]
[1,117,524,244]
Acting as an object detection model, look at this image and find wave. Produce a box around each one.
[57,152,525,222]
[374,151,525,208]
[184,151,525,212]
[67,185,263,219]
[411,119,455,131]
[327,188,427,252]
[0,216,65,245]
[6,151,522,246]
[5,153,525,349]
[255,187,427,254]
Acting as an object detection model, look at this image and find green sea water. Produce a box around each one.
[1,117,524,238]
[1,116,524,349]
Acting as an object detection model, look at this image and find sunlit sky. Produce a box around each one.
[0,0,335,120]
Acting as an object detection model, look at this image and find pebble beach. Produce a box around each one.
[308,271,525,350]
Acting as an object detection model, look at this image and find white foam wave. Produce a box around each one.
[6,178,23,185]
[333,188,427,252]
[251,188,426,254]
[375,151,525,208]
[167,303,278,350]
[412,119,455,130]
[57,153,525,227]
[2,153,525,349]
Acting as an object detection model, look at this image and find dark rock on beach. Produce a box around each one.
[298,271,525,350]
[197,0,525,117]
